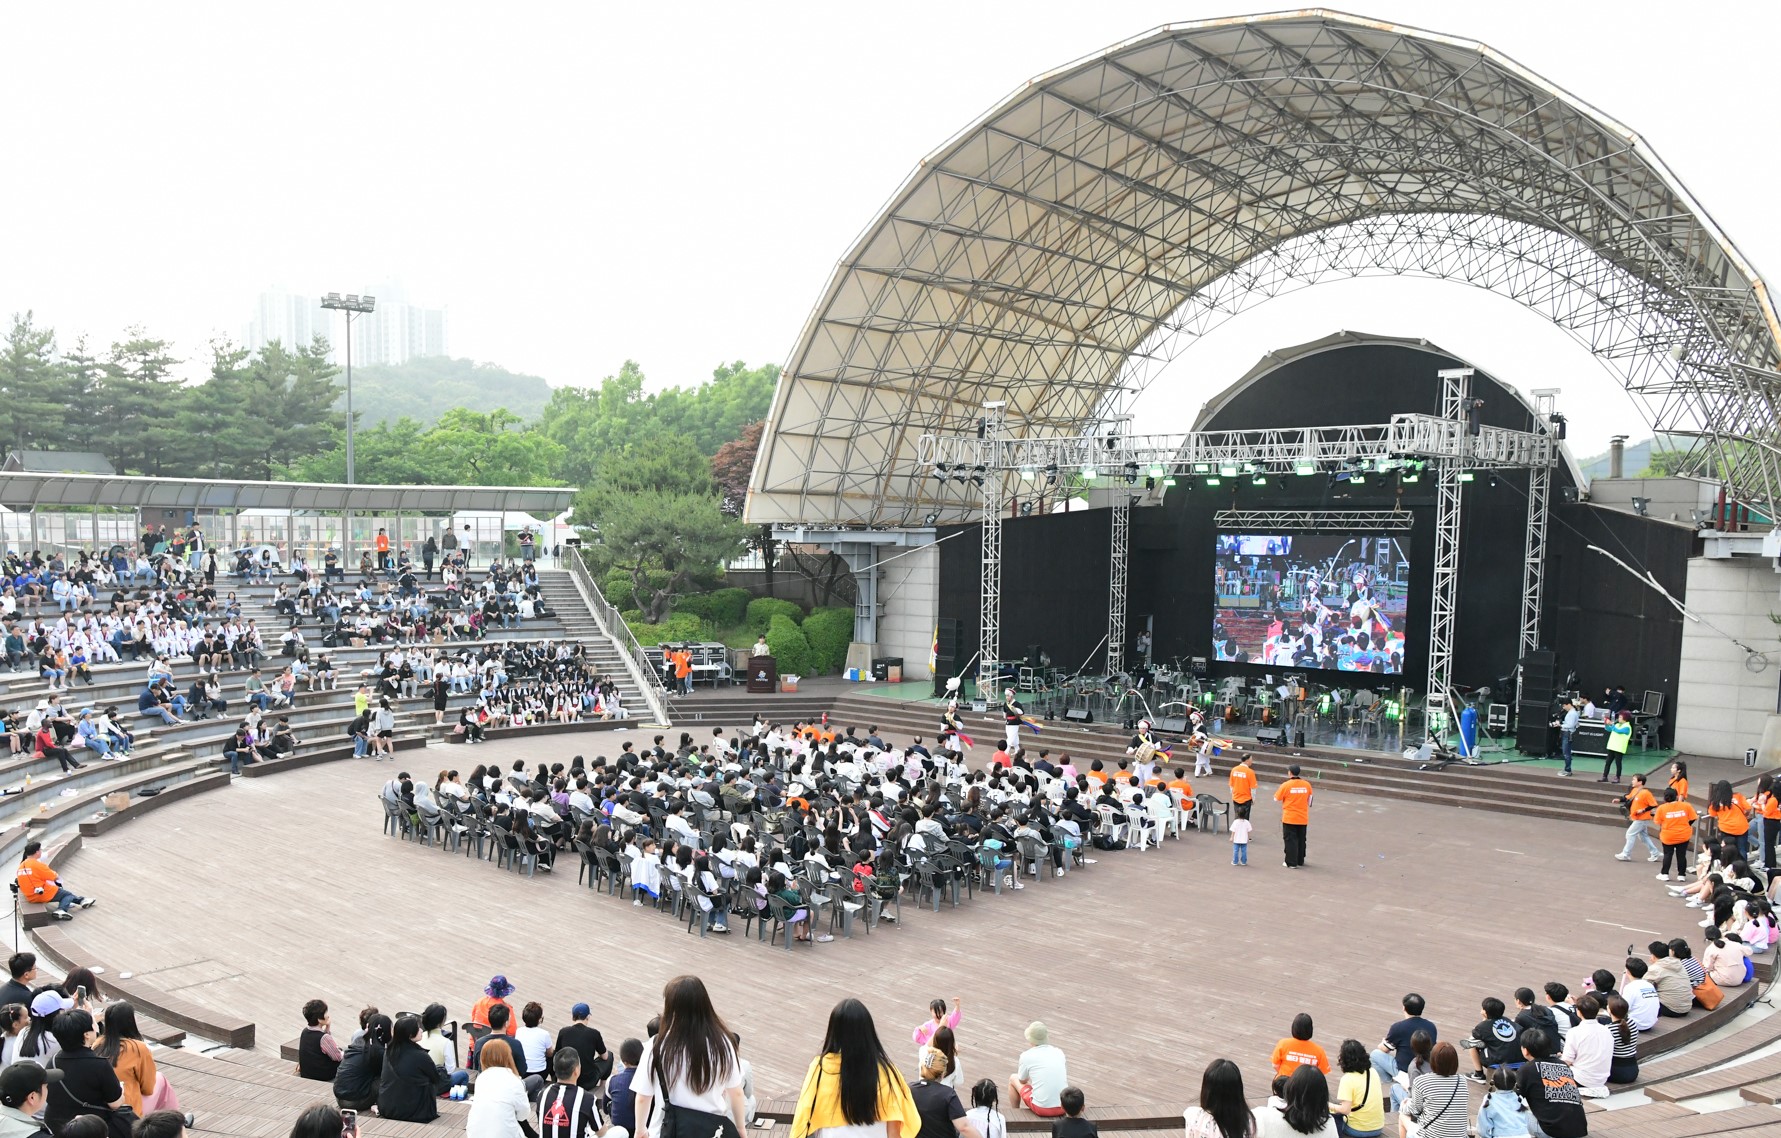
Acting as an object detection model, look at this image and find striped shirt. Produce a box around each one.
[1606,1016,1638,1059]
[1402,1073,1468,1138]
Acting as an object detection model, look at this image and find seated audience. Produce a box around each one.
[1270,1014,1329,1078]
[1008,1022,1067,1118]
[297,1000,342,1082]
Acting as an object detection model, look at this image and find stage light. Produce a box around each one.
[1122,461,1139,484]
[1044,463,1058,486]
[1488,473,1501,488]
[1162,477,1176,487]
[1466,398,1484,436]
[1192,462,1211,474]
[1148,463,1165,478]
[1458,471,1475,482]
[923,513,939,525]
[1219,463,1238,477]
[1350,474,1366,485]
[932,463,948,479]
[1205,476,1221,486]
[1631,496,1650,516]
[970,464,986,487]
[1081,463,1096,479]
[1549,412,1567,440]
[1019,501,1034,517]
[1144,477,1155,490]
[1295,461,1316,476]
[1248,473,1263,485]
[976,418,987,439]
[1020,465,1035,480]
[1401,471,1420,483]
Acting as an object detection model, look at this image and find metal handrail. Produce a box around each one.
[565,550,673,725]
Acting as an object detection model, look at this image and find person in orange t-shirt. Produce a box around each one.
[469,975,517,1036]
[1615,774,1663,863]
[1275,764,1313,868]
[1270,1013,1330,1076]
[14,839,93,918]
[672,648,692,695]
[1653,789,1698,880]
[1229,756,1259,821]
[1708,779,1754,861]
[1756,774,1781,872]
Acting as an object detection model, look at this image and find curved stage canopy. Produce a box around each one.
[747,9,1781,527]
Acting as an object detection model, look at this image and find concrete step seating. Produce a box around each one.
[158,1044,463,1138]
[1588,1101,1781,1137]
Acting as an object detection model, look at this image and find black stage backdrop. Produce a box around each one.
[933,343,1692,742]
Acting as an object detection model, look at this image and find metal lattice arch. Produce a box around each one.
[746,9,1781,527]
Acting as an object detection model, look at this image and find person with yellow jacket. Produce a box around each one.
[791,999,922,1138]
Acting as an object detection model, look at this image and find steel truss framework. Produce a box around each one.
[748,11,1781,529]
[1215,510,1412,531]
[929,379,1555,713]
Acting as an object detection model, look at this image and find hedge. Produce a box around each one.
[802,606,855,674]
[622,612,705,645]
[603,569,672,612]
[765,613,812,677]
[746,596,804,635]
[675,587,750,629]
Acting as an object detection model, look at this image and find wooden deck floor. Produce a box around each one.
[58,727,1706,1106]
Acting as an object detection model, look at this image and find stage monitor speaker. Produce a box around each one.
[1158,716,1189,733]
[1064,709,1093,722]
[936,619,962,660]
[1255,726,1286,746]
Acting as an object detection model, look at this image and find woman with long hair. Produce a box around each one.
[1260,1066,1334,1137]
[332,1013,390,1112]
[377,1012,449,1123]
[288,1104,347,1138]
[1605,996,1639,1085]
[789,997,920,1138]
[1708,781,1753,860]
[1183,1058,1255,1138]
[97,1001,182,1115]
[634,976,745,1138]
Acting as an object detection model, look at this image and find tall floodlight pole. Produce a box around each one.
[320,292,377,557]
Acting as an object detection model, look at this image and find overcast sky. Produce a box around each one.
[4,1,1773,460]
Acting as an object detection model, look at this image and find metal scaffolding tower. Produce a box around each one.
[1108,494,1130,675]
[1426,368,1473,735]
[977,406,1006,696]
[1518,390,1559,707]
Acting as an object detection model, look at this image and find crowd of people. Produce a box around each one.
[0,951,194,1138]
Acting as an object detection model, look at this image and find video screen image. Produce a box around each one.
[1212,533,1409,674]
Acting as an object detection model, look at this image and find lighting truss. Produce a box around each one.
[1214,511,1413,532]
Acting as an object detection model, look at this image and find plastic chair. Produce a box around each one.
[764,893,806,951]
[1194,793,1230,834]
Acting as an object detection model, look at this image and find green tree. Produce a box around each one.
[59,335,107,453]
[336,356,553,427]
[419,407,565,486]
[0,312,67,456]
[96,331,183,475]
[283,418,446,484]
[538,360,655,486]
[578,480,744,622]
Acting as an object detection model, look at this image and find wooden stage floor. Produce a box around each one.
[61,727,1696,1105]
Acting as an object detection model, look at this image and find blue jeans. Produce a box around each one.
[83,737,111,758]
[49,886,86,912]
[1233,842,1248,864]
[1336,1123,1381,1138]
[1369,1049,1404,1110]
[247,693,271,711]
[224,748,258,775]
[1620,819,1661,859]
[353,736,368,757]
[142,707,178,726]
[1560,730,1574,772]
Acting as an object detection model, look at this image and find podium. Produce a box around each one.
[746,655,778,694]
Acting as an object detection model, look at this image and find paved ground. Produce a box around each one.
[54,723,1708,1106]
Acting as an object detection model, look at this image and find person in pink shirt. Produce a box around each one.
[914,997,963,1069]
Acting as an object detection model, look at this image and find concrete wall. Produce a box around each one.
[1674,556,1781,759]
[874,541,939,681]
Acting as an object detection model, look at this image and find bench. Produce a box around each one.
[442,719,628,744]
[79,771,231,837]
[18,834,83,928]
[239,735,426,778]
[31,923,254,1047]
[26,757,209,831]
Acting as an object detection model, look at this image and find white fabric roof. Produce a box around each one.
[747,9,1781,526]
[0,473,576,515]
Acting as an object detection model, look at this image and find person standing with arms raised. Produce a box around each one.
[1275,765,1313,869]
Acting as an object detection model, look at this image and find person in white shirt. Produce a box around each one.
[1561,993,1613,1097]
[1620,959,1661,1032]
[514,1002,553,1078]
[467,1037,534,1138]
[1007,1021,1067,1115]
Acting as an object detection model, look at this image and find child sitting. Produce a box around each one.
[1475,1067,1530,1138]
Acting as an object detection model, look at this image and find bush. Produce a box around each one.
[675,586,750,629]
[603,570,635,609]
[623,612,705,645]
[801,606,855,675]
[765,613,812,676]
[746,596,804,635]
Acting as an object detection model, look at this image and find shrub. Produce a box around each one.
[623,612,705,645]
[801,606,855,675]
[604,572,635,610]
[675,587,750,629]
[765,613,811,676]
[746,596,804,635]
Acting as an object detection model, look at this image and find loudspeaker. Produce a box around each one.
[1255,726,1286,746]
[1515,701,1552,754]
[1519,650,1557,705]
[1158,716,1189,733]
[1064,709,1093,722]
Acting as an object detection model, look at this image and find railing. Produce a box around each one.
[564,551,673,725]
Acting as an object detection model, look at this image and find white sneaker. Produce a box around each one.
[1578,1085,1608,1099]
[1054,868,1064,878]
[1647,854,1662,862]
[1614,854,1631,861]
[1700,918,1715,928]
[1655,873,1670,880]
[1685,899,1702,908]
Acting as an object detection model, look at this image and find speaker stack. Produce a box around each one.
[1516,650,1557,755]
[931,619,962,698]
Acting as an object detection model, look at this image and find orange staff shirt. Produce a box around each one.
[1626,787,1657,821]
[1655,801,1698,845]
[1270,1037,1330,1076]
[1275,778,1313,824]
[1230,762,1258,804]
[1711,795,1751,836]
[1761,792,1781,821]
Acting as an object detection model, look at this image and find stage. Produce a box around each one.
[56,730,1702,1105]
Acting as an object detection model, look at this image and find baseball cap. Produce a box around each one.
[0,1061,60,1107]
[571,1002,590,1019]
[29,991,70,1017]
